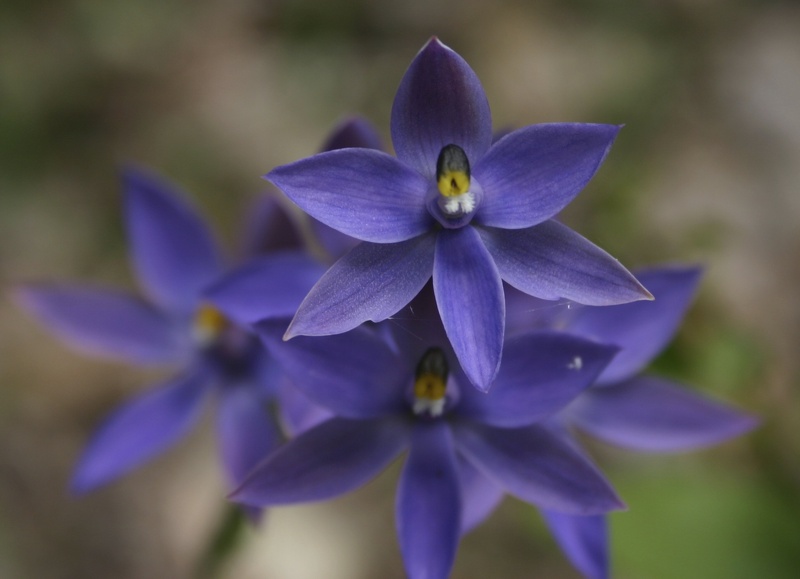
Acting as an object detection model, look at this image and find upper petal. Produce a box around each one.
[258,321,409,419]
[474,124,620,229]
[566,265,703,384]
[568,375,758,452]
[15,284,187,365]
[397,422,461,579]
[454,423,623,515]
[266,148,431,243]
[456,331,618,428]
[230,417,409,506]
[239,195,305,258]
[319,116,385,152]
[434,227,504,392]
[391,38,492,179]
[204,253,325,325]
[217,383,282,487]
[285,235,435,338]
[123,167,223,312]
[71,366,212,493]
[542,511,609,579]
[458,457,504,536]
[479,220,652,305]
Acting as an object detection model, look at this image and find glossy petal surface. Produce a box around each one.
[259,322,408,419]
[15,285,185,365]
[543,511,609,579]
[71,367,211,493]
[569,375,758,452]
[457,332,618,427]
[479,220,651,305]
[391,37,492,179]
[285,235,436,338]
[397,422,461,579]
[231,417,408,506]
[566,265,702,384]
[454,423,623,515]
[266,148,431,243]
[123,167,222,311]
[204,253,324,325]
[434,227,504,391]
[217,384,282,486]
[475,124,620,229]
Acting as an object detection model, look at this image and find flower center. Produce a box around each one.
[436,144,475,217]
[192,303,229,346]
[412,347,449,417]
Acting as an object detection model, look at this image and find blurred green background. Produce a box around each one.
[2,0,799,577]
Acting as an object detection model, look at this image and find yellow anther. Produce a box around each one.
[412,348,449,417]
[437,170,471,198]
[193,303,228,343]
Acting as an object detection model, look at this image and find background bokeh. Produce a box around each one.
[2,0,800,577]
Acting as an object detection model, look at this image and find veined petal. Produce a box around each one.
[231,417,409,506]
[319,116,384,152]
[217,384,282,487]
[240,195,305,258]
[566,265,703,384]
[15,284,186,365]
[569,375,758,452]
[479,221,652,306]
[123,167,222,312]
[458,457,503,536]
[391,37,492,179]
[454,423,623,515]
[258,321,409,419]
[397,422,461,579]
[457,332,618,428]
[266,149,431,243]
[434,227,504,392]
[285,235,435,338]
[542,511,609,579]
[71,367,212,493]
[474,124,620,229]
[204,253,324,325]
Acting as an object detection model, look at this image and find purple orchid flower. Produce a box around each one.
[231,321,624,579]
[265,37,652,392]
[475,264,757,579]
[15,167,324,494]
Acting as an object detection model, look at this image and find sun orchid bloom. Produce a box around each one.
[16,168,325,494]
[266,37,651,392]
[232,322,624,579]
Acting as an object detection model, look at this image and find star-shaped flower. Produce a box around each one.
[232,322,624,579]
[266,37,651,392]
[15,168,324,493]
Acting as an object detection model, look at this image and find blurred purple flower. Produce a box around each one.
[232,322,624,579]
[16,168,325,494]
[498,265,759,578]
[267,37,651,392]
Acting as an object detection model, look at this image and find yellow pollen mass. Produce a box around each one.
[194,303,228,341]
[414,372,447,401]
[437,170,470,198]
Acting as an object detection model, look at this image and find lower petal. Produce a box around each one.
[285,235,435,338]
[542,511,609,579]
[231,417,409,506]
[434,227,504,391]
[478,221,652,305]
[458,457,504,536]
[569,376,758,452]
[397,422,461,579]
[454,422,623,515]
[71,367,212,493]
[217,384,282,487]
